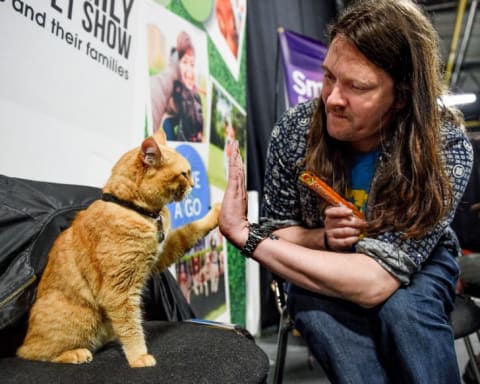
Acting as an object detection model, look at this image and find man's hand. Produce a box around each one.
[324,205,366,251]
[219,141,249,249]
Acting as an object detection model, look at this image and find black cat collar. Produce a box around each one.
[101,193,164,242]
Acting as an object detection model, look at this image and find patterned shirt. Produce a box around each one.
[262,99,474,284]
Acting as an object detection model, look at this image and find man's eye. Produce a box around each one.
[352,84,368,91]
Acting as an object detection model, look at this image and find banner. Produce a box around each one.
[278,28,327,108]
[0,0,145,187]
[145,0,247,324]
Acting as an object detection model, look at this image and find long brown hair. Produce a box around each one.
[306,0,459,237]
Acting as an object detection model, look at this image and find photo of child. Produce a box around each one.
[208,76,246,189]
[146,5,209,142]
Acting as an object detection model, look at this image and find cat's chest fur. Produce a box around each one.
[72,201,171,278]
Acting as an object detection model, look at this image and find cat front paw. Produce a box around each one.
[207,202,222,226]
[130,353,156,368]
[52,348,93,364]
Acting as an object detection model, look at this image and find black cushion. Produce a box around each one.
[0,321,270,384]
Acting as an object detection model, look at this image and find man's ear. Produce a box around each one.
[141,137,163,167]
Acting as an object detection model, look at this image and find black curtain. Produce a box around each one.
[246,0,346,329]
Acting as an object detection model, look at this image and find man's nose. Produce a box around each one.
[326,84,347,108]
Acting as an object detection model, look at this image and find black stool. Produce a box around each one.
[0,321,270,384]
[451,295,480,384]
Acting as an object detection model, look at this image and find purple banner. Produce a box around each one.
[278,28,327,108]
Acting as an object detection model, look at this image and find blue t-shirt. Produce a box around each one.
[347,150,379,216]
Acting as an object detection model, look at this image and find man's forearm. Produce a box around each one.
[273,225,327,250]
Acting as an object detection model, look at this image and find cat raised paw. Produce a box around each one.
[204,202,222,225]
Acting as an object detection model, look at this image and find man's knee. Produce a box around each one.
[375,290,415,325]
[376,287,450,331]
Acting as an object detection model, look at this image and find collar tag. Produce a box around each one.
[155,216,165,242]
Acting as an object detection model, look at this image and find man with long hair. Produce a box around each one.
[219,0,474,382]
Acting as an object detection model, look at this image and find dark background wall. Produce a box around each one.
[246,0,350,329]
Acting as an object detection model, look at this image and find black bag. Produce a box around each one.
[0,175,101,331]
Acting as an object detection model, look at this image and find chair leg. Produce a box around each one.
[272,312,293,384]
[464,335,480,384]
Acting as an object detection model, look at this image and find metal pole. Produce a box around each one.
[444,0,468,86]
[451,0,479,89]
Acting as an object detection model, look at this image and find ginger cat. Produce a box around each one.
[17,129,221,368]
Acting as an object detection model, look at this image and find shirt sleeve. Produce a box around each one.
[262,101,315,221]
[356,121,474,284]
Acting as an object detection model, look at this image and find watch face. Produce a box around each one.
[181,0,214,22]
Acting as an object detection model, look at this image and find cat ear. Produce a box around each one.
[153,127,167,146]
[141,137,163,167]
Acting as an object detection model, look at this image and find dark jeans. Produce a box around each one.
[287,245,460,384]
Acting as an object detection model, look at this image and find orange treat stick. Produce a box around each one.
[299,171,364,219]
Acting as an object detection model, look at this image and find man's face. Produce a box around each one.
[321,35,398,153]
